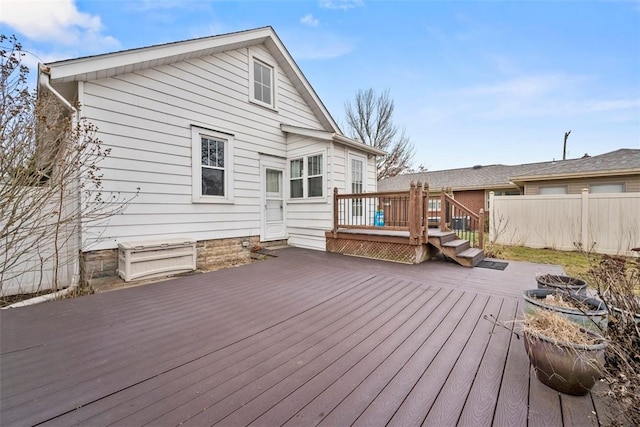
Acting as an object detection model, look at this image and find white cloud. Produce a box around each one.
[461,74,576,98]
[301,14,320,27]
[319,0,364,11]
[0,0,118,49]
[287,34,356,60]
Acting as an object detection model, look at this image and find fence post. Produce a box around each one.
[333,187,339,237]
[581,188,589,251]
[488,191,495,244]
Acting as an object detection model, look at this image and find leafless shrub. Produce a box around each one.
[1,34,138,305]
[589,254,640,426]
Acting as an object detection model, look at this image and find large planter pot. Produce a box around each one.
[523,289,608,333]
[524,328,606,395]
[536,274,587,295]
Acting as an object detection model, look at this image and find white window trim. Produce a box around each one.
[588,182,625,193]
[539,185,568,195]
[191,126,234,204]
[288,151,327,201]
[348,152,367,194]
[248,48,278,111]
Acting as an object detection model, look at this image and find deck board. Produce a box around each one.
[0,247,605,427]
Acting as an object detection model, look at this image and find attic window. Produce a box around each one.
[249,53,277,110]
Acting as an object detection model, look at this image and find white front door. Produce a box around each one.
[260,158,287,241]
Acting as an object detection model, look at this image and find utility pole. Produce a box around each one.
[563,130,571,160]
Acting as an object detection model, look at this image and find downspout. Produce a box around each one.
[3,66,81,308]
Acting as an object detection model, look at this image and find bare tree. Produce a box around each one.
[344,88,415,180]
[1,34,137,302]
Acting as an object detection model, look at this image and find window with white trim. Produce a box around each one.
[539,185,568,195]
[191,126,234,203]
[589,183,625,193]
[249,52,276,109]
[290,154,324,199]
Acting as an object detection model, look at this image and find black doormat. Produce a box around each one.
[476,260,509,270]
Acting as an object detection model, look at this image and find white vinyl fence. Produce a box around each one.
[489,190,640,256]
[1,186,79,297]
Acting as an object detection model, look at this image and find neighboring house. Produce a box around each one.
[38,26,384,282]
[378,148,640,216]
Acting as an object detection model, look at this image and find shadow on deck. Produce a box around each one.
[1,248,611,426]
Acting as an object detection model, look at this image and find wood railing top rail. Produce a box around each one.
[442,192,480,221]
[334,190,412,199]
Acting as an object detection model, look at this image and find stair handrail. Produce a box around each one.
[439,190,485,249]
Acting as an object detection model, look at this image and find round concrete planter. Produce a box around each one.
[524,327,606,396]
[536,274,587,295]
[523,289,608,333]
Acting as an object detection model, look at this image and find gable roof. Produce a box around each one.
[40,27,341,136]
[378,148,640,192]
[509,148,640,183]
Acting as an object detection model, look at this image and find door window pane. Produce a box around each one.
[266,169,280,193]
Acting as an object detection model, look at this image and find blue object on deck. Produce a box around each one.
[374,210,385,226]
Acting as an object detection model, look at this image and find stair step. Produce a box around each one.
[458,248,485,267]
[428,230,455,237]
[442,239,470,249]
[459,248,483,258]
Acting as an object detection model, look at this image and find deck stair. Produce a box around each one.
[428,229,485,267]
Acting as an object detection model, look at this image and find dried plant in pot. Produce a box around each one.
[523,309,607,396]
[522,288,608,333]
[536,274,588,295]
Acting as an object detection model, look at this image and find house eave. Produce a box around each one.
[510,168,640,184]
[427,183,521,193]
[281,124,386,157]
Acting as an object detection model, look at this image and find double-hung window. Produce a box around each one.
[290,154,324,199]
[253,60,272,105]
[191,126,234,203]
[249,50,277,109]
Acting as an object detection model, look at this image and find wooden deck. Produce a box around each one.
[1,248,610,426]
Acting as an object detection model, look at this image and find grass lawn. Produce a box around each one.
[486,244,598,281]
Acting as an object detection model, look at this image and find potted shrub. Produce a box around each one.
[523,309,607,396]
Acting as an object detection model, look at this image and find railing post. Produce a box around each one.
[333,187,338,237]
[440,189,446,231]
[423,183,429,242]
[408,181,417,245]
[415,181,424,244]
[478,208,485,249]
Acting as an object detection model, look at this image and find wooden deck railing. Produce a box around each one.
[332,182,429,245]
[437,191,485,249]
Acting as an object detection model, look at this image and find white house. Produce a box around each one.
[38,26,384,282]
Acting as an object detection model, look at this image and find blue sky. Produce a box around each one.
[1,0,639,171]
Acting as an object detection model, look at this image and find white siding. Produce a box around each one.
[80,45,326,251]
[283,142,376,250]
